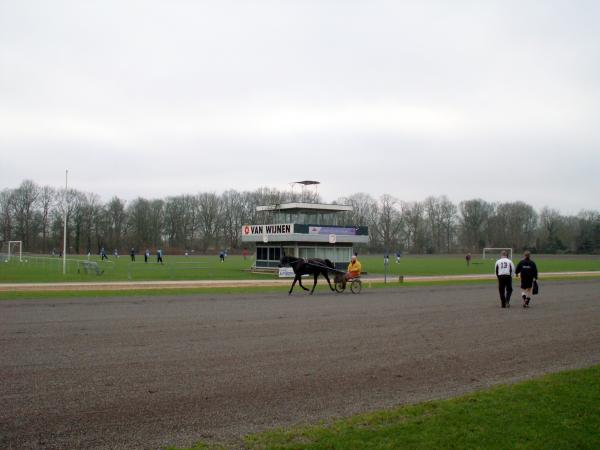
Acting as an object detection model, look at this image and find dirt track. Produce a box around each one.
[1,279,600,449]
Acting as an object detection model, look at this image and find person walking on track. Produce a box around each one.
[516,251,538,308]
[495,250,515,308]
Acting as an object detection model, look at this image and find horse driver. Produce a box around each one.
[346,254,362,281]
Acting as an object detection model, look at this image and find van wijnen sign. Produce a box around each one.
[242,224,294,236]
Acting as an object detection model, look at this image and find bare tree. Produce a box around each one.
[401,201,426,253]
[164,195,200,251]
[575,210,600,253]
[105,197,127,251]
[197,192,222,251]
[76,192,103,254]
[127,198,154,249]
[164,196,185,250]
[11,180,40,248]
[244,187,289,224]
[149,199,165,249]
[459,199,495,251]
[38,186,56,253]
[336,193,379,251]
[55,187,84,255]
[424,196,444,253]
[376,194,402,253]
[537,207,582,253]
[490,202,538,250]
[0,189,15,243]
[439,196,458,253]
[221,190,249,250]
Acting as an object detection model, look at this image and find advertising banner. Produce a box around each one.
[308,226,357,236]
[242,224,294,236]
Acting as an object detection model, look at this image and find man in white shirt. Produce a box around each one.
[495,250,515,308]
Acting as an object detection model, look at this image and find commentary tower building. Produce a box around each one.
[241,181,369,270]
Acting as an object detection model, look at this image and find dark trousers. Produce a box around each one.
[497,275,513,307]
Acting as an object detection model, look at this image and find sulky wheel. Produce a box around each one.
[350,279,362,294]
[334,280,346,293]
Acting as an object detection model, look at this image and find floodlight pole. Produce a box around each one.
[63,169,68,275]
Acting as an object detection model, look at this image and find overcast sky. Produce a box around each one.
[1,0,599,214]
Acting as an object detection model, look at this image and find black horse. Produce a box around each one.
[280,255,336,295]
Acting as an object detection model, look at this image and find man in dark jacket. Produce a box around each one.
[516,251,538,308]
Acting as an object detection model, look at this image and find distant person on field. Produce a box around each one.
[130,248,135,262]
[396,251,401,263]
[466,253,472,266]
[495,250,515,308]
[144,248,150,263]
[345,254,362,281]
[100,247,108,261]
[219,250,225,262]
[157,248,163,264]
[113,248,119,258]
[516,251,538,308]
[242,248,249,260]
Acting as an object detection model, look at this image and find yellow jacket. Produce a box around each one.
[347,259,362,276]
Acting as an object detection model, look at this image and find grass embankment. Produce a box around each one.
[4,277,600,301]
[1,254,599,284]
[176,364,600,450]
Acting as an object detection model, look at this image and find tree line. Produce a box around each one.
[1,180,599,255]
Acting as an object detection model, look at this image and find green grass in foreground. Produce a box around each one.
[175,364,600,450]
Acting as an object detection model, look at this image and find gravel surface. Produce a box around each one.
[1,279,599,449]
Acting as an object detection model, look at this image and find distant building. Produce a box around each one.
[241,202,369,270]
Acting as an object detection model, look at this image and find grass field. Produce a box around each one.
[174,364,600,450]
[0,253,599,284]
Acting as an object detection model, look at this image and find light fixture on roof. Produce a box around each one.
[294,180,320,186]
[290,180,320,202]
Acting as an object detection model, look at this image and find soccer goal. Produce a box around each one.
[1,240,23,262]
[482,247,512,260]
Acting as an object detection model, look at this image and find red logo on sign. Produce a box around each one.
[244,226,250,235]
